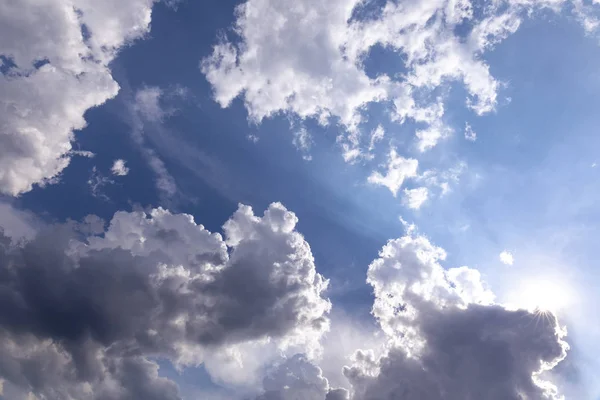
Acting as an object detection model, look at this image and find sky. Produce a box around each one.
[1,0,600,399]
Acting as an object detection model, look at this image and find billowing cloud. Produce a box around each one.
[0,202,331,399]
[254,354,349,400]
[111,159,130,176]
[0,0,160,196]
[343,233,568,399]
[202,0,600,157]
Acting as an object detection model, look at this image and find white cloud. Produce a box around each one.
[417,161,468,196]
[201,0,388,130]
[368,125,385,153]
[500,250,515,265]
[202,0,600,161]
[254,354,349,400]
[464,122,477,142]
[343,233,568,400]
[293,127,313,160]
[70,150,96,158]
[134,86,169,122]
[415,123,452,152]
[0,0,159,196]
[111,159,130,176]
[368,148,419,196]
[402,187,429,210]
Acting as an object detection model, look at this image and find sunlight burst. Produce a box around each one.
[518,279,572,314]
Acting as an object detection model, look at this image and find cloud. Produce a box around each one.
[368,125,385,153]
[87,166,114,200]
[202,0,600,162]
[293,127,313,161]
[368,149,419,196]
[402,187,429,210]
[464,122,477,142]
[500,250,515,265]
[0,202,331,399]
[0,202,38,242]
[417,162,468,197]
[416,123,452,152]
[254,354,349,400]
[70,150,96,158]
[343,233,569,400]
[125,86,179,198]
[0,0,159,196]
[111,159,130,176]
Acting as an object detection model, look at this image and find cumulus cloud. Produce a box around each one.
[0,202,331,399]
[202,0,600,160]
[342,233,569,400]
[254,354,349,400]
[402,187,429,210]
[500,250,515,265]
[368,148,419,196]
[0,0,159,196]
[111,159,130,176]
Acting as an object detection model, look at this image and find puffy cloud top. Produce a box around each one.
[0,202,331,399]
[0,0,158,195]
[343,233,568,400]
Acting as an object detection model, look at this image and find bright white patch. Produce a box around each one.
[499,250,514,265]
[111,159,130,176]
[416,123,452,152]
[516,279,573,313]
[402,187,428,210]
[464,122,477,141]
[368,148,419,196]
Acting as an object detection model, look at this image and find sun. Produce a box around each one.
[517,279,572,314]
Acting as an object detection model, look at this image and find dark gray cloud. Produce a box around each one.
[0,203,331,399]
[0,206,572,399]
[342,234,569,400]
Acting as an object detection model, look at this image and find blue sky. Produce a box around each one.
[1,0,600,399]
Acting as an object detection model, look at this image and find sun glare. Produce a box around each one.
[518,279,572,314]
